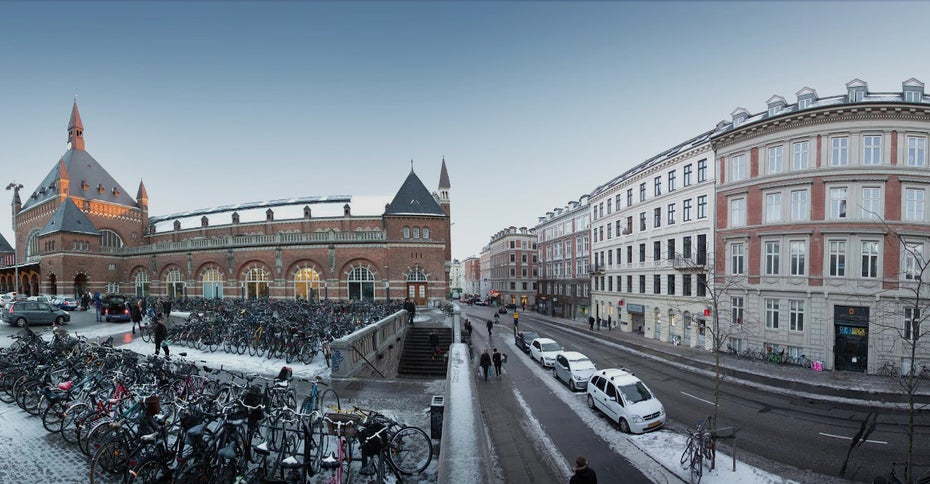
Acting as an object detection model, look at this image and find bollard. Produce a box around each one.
[430,395,444,440]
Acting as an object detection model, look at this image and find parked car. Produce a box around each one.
[505,303,517,310]
[553,351,598,391]
[58,297,79,311]
[27,295,51,304]
[586,368,665,434]
[102,294,131,322]
[529,337,562,368]
[0,294,12,306]
[2,300,70,326]
[474,300,488,306]
[497,307,508,314]
[514,331,540,353]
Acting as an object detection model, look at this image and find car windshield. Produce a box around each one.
[570,358,595,370]
[522,333,539,341]
[108,296,125,304]
[618,381,653,404]
[540,342,560,352]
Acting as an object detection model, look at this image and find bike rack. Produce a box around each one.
[710,426,741,472]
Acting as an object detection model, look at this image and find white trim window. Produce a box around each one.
[768,146,784,174]
[697,195,708,219]
[730,154,747,182]
[790,189,809,221]
[765,240,781,275]
[793,141,809,170]
[903,242,925,281]
[730,242,745,275]
[765,299,780,329]
[905,187,926,221]
[731,296,744,325]
[667,203,676,225]
[860,187,881,220]
[639,183,646,202]
[861,241,879,278]
[907,136,927,167]
[668,170,677,192]
[683,164,693,187]
[683,199,692,222]
[905,91,922,103]
[765,193,783,223]
[905,306,920,340]
[698,159,707,182]
[730,197,746,227]
[828,240,847,277]
[799,98,812,109]
[789,300,805,332]
[830,187,848,219]
[862,135,882,165]
[789,240,806,276]
[831,137,849,166]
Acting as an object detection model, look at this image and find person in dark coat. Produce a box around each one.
[162,298,172,316]
[429,331,440,359]
[492,347,506,378]
[403,297,416,326]
[154,314,170,359]
[130,299,142,334]
[570,456,597,484]
[479,349,492,381]
[94,298,103,322]
[588,316,595,331]
[486,319,493,338]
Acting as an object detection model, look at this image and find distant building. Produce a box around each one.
[448,259,463,298]
[462,256,481,297]
[485,227,537,308]
[0,102,452,304]
[534,195,591,320]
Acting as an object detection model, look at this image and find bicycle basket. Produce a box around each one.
[325,412,361,438]
[143,395,161,417]
[243,384,263,407]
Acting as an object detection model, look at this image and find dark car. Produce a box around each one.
[103,295,131,322]
[515,330,540,353]
[2,301,70,326]
[498,307,508,314]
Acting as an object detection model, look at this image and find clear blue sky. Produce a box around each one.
[2,1,929,260]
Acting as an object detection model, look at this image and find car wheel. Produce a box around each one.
[586,394,596,410]
[552,367,558,380]
[55,316,65,324]
[569,379,576,392]
[15,317,26,327]
[618,418,631,433]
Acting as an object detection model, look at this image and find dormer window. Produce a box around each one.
[796,87,818,110]
[112,187,120,196]
[905,90,922,103]
[768,106,780,117]
[81,181,89,191]
[799,98,812,109]
[97,184,105,194]
[846,79,868,103]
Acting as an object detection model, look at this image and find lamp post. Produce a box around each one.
[6,182,23,296]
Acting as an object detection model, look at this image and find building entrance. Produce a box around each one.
[834,305,869,372]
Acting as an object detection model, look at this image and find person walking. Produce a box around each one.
[479,349,492,382]
[154,314,170,359]
[512,311,520,336]
[162,298,172,317]
[486,319,493,338]
[588,316,595,331]
[569,456,597,484]
[129,299,142,334]
[492,347,505,378]
[607,315,612,331]
[464,319,473,339]
[94,297,103,322]
[429,331,441,359]
[403,297,416,326]
[322,341,332,368]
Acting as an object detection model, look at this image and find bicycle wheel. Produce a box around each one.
[42,400,67,433]
[247,341,257,357]
[299,395,315,415]
[60,402,89,444]
[89,438,130,484]
[127,457,164,483]
[689,445,703,484]
[387,426,433,475]
[140,326,152,343]
[317,388,340,413]
[305,416,326,476]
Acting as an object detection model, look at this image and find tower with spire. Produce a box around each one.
[67,99,84,151]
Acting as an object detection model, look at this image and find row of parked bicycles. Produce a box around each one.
[0,325,433,483]
[136,298,404,365]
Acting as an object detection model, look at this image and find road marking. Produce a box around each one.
[680,391,715,406]
[818,432,888,445]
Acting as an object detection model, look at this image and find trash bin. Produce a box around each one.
[430,395,444,440]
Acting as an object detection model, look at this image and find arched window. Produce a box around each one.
[403,227,410,239]
[26,231,40,260]
[347,267,374,301]
[406,270,428,282]
[422,227,430,239]
[202,268,224,299]
[413,227,420,239]
[134,271,150,298]
[294,267,321,300]
[100,229,124,249]
[244,267,269,299]
[166,269,184,299]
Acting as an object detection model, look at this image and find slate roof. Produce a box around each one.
[22,149,137,210]
[384,170,446,216]
[0,233,13,253]
[38,198,100,236]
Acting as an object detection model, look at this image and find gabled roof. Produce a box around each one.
[384,170,446,216]
[22,149,137,210]
[38,198,100,236]
[0,233,13,253]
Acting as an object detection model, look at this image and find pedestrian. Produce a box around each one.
[486,319,493,338]
[570,456,597,484]
[597,317,602,331]
[154,313,170,359]
[492,347,506,378]
[479,349,492,381]
[607,315,612,331]
[513,311,520,335]
[94,297,102,322]
[322,341,332,368]
[464,319,473,339]
[130,299,142,334]
[429,330,441,359]
[162,297,171,317]
[588,316,595,331]
[404,297,416,326]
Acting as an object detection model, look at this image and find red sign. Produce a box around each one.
[618,300,624,306]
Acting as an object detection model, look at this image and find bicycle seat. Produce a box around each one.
[281,456,302,469]
[320,452,339,469]
[218,442,237,460]
[57,381,74,391]
[252,441,271,456]
[140,432,158,443]
[275,380,289,388]
[187,423,206,438]
[179,352,188,357]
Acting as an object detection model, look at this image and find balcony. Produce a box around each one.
[671,256,705,272]
[589,264,605,275]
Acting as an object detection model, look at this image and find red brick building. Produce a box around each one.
[1,102,451,305]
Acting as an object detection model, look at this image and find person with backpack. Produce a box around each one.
[479,349,492,381]
[492,347,506,378]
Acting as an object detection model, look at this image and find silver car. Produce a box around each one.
[552,351,597,391]
[529,338,562,368]
[2,301,71,326]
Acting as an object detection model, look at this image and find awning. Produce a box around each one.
[488,290,501,297]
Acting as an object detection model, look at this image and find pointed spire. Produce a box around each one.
[136,180,149,209]
[439,156,450,189]
[410,159,414,173]
[67,99,85,150]
[58,159,69,181]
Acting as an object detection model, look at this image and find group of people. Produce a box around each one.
[587,315,613,331]
[478,347,507,381]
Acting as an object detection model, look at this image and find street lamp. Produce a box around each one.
[6,182,23,296]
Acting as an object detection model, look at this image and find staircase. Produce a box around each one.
[398,327,453,377]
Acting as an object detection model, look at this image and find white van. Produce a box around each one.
[586,368,665,434]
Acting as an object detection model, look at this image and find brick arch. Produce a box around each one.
[239,261,272,299]
[157,264,184,281]
[339,259,378,279]
[194,261,226,279]
[286,259,325,279]
[289,260,324,300]
[196,262,226,299]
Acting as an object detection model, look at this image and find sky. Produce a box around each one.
[2,1,930,261]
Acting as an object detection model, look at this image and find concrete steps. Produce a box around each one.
[398,327,452,377]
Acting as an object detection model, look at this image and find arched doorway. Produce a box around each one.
[202,268,224,299]
[294,267,321,300]
[166,269,185,299]
[48,273,58,296]
[134,271,150,298]
[406,270,428,306]
[347,267,374,301]
[28,273,39,296]
[244,267,269,299]
[74,273,88,299]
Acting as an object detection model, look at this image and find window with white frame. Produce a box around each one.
[730,242,745,275]
[860,187,881,220]
[683,199,692,221]
[765,240,781,275]
[765,299,780,329]
[654,176,662,196]
[627,188,633,207]
[905,306,920,340]
[730,197,746,227]
[668,170,677,191]
[790,189,809,221]
[698,159,707,182]
[765,193,783,223]
[830,187,848,219]
[906,188,926,221]
[731,296,744,324]
[903,242,925,281]
[667,203,676,225]
[907,136,927,167]
[730,154,747,182]
[905,91,923,103]
[829,240,847,277]
[639,212,646,231]
[639,183,646,202]
[793,141,809,170]
[684,164,693,186]
[789,300,804,332]
[768,146,784,174]
[607,198,612,214]
[861,240,879,278]
[697,195,707,219]
[862,135,882,165]
[789,240,806,276]
[799,98,812,109]
[654,207,661,228]
[831,137,849,166]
